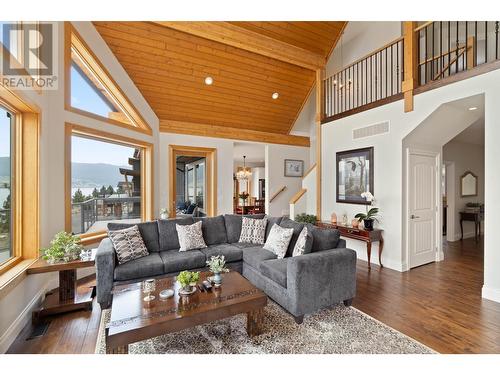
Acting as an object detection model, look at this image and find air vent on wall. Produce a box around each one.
[353,121,389,139]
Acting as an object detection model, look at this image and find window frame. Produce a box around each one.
[0,89,40,276]
[64,22,152,136]
[65,123,154,245]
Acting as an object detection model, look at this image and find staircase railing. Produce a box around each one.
[269,185,287,203]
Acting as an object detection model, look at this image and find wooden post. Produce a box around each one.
[402,21,418,112]
[315,68,325,220]
[466,35,476,70]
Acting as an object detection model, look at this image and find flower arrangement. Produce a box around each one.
[355,192,379,230]
[42,231,84,263]
[206,255,229,274]
[177,270,200,288]
[238,192,249,201]
[159,208,169,219]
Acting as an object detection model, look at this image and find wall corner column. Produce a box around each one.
[315,68,325,220]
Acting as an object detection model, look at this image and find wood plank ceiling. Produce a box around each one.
[93,21,346,142]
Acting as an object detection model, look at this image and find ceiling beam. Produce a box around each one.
[153,22,325,71]
[160,120,310,147]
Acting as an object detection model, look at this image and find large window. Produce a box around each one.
[66,124,153,241]
[0,106,13,265]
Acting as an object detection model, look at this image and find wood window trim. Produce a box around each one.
[168,145,217,218]
[0,87,40,279]
[65,122,154,242]
[64,22,152,136]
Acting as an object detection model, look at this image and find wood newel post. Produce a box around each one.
[315,68,325,221]
[466,35,476,70]
[402,21,418,112]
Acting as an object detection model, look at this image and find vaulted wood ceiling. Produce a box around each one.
[93,21,346,142]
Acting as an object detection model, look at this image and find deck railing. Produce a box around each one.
[72,196,141,235]
[323,21,500,120]
[323,37,404,120]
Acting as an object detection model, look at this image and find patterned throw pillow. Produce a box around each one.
[264,224,294,259]
[176,221,207,252]
[239,217,268,245]
[292,226,313,257]
[108,225,149,265]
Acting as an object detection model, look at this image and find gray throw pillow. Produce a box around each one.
[292,226,314,257]
[239,217,267,245]
[176,221,207,252]
[264,224,294,259]
[108,225,149,265]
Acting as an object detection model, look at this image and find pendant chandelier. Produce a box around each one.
[236,155,252,181]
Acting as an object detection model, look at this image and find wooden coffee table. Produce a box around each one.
[105,271,268,354]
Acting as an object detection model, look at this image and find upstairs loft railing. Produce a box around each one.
[323,21,500,121]
[416,21,500,85]
[323,37,404,120]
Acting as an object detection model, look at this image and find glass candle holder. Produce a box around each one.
[142,279,156,302]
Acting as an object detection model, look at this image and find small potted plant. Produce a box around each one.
[206,255,229,287]
[42,231,84,264]
[177,270,200,295]
[159,208,169,220]
[294,213,318,225]
[355,192,379,231]
[239,192,249,206]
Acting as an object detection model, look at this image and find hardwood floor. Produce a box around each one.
[7,237,500,354]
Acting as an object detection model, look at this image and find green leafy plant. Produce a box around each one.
[354,207,380,222]
[42,231,83,263]
[177,270,200,288]
[206,255,229,274]
[294,213,318,225]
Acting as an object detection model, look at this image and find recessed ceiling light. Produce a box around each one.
[272,92,279,100]
[468,106,477,111]
[205,76,213,85]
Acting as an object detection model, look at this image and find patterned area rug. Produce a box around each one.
[95,301,435,354]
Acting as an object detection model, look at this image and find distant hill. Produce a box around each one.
[0,157,128,188]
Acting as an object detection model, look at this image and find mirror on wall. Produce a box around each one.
[461,171,478,197]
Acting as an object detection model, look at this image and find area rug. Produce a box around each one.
[95,301,435,354]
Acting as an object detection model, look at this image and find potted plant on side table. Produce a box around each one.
[206,255,229,287]
[42,231,84,263]
[355,192,379,231]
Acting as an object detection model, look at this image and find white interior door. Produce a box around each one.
[409,152,438,268]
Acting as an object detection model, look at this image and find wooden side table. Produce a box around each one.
[317,222,384,269]
[459,211,483,242]
[27,250,96,322]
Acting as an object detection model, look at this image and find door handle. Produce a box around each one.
[410,214,420,219]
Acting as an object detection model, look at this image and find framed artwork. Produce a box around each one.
[336,147,374,204]
[284,159,304,177]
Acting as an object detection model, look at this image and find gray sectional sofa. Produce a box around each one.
[95,214,356,323]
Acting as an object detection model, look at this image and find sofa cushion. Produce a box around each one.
[279,218,305,257]
[158,217,194,251]
[292,226,314,257]
[230,242,257,250]
[194,215,228,245]
[259,258,288,288]
[108,225,149,265]
[242,247,277,269]
[201,244,243,263]
[114,253,163,281]
[306,224,341,251]
[176,221,207,251]
[265,216,283,240]
[263,224,294,259]
[159,249,207,274]
[107,220,160,252]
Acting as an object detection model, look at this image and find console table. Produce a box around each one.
[317,222,384,269]
[459,211,483,242]
[27,250,96,323]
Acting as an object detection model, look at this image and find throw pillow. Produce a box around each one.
[239,217,268,245]
[264,224,294,259]
[176,221,207,251]
[292,226,314,257]
[108,225,149,265]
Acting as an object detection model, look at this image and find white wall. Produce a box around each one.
[265,144,310,217]
[251,167,265,198]
[159,133,234,216]
[321,67,500,304]
[443,140,485,240]
[0,21,160,352]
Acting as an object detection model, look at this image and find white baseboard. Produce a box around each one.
[0,282,49,353]
[482,285,500,303]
